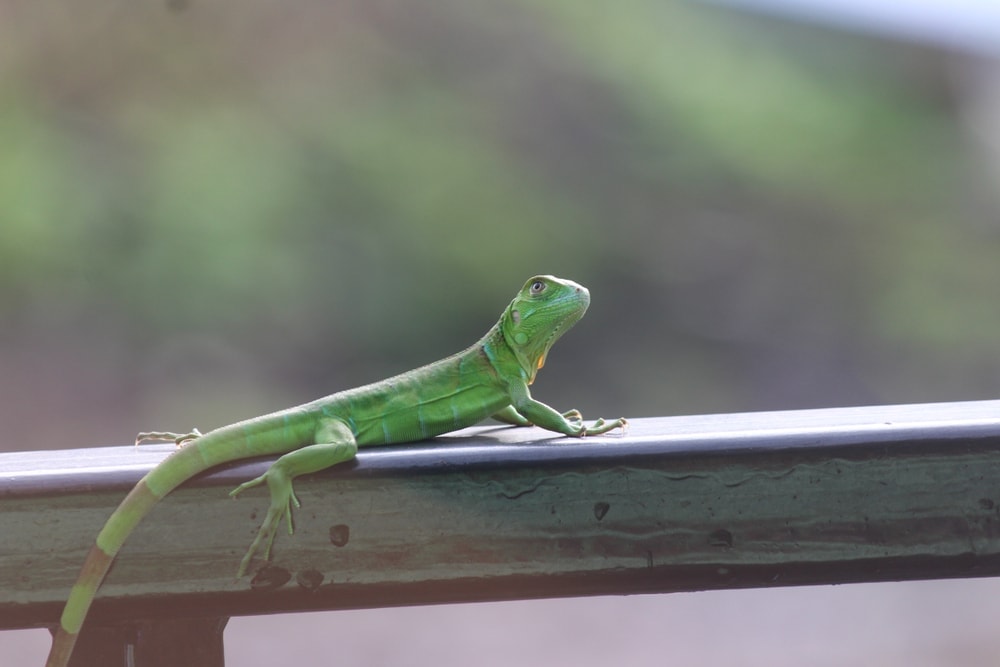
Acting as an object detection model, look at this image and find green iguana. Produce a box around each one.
[46,275,627,666]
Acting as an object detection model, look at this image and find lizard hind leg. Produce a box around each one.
[135,429,203,447]
[230,418,358,577]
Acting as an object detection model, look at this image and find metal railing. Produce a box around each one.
[6,400,1000,665]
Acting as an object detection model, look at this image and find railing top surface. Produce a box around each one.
[7,399,1000,488]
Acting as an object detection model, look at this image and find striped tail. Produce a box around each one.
[46,478,161,666]
[45,426,271,667]
[46,414,316,666]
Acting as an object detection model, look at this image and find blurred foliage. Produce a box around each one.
[1,0,999,451]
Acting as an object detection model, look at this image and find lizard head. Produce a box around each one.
[501,275,590,384]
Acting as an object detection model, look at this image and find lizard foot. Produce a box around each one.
[231,471,301,578]
[134,428,203,447]
[581,417,628,436]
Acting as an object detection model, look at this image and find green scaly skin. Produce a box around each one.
[46,275,627,667]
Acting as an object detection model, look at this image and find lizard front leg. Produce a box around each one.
[229,418,358,577]
[508,382,627,437]
[492,405,586,427]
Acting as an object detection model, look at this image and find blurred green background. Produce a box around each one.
[4,0,1000,664]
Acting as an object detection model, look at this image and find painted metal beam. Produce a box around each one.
[4,400,1000,633]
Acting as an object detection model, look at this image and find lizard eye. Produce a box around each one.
[530,280,546,295]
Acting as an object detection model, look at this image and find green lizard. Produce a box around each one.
[46,274,626,667]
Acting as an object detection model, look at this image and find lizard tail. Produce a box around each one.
[46,417,309,667]
[46,431,252,667]
[46,478,161,666]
